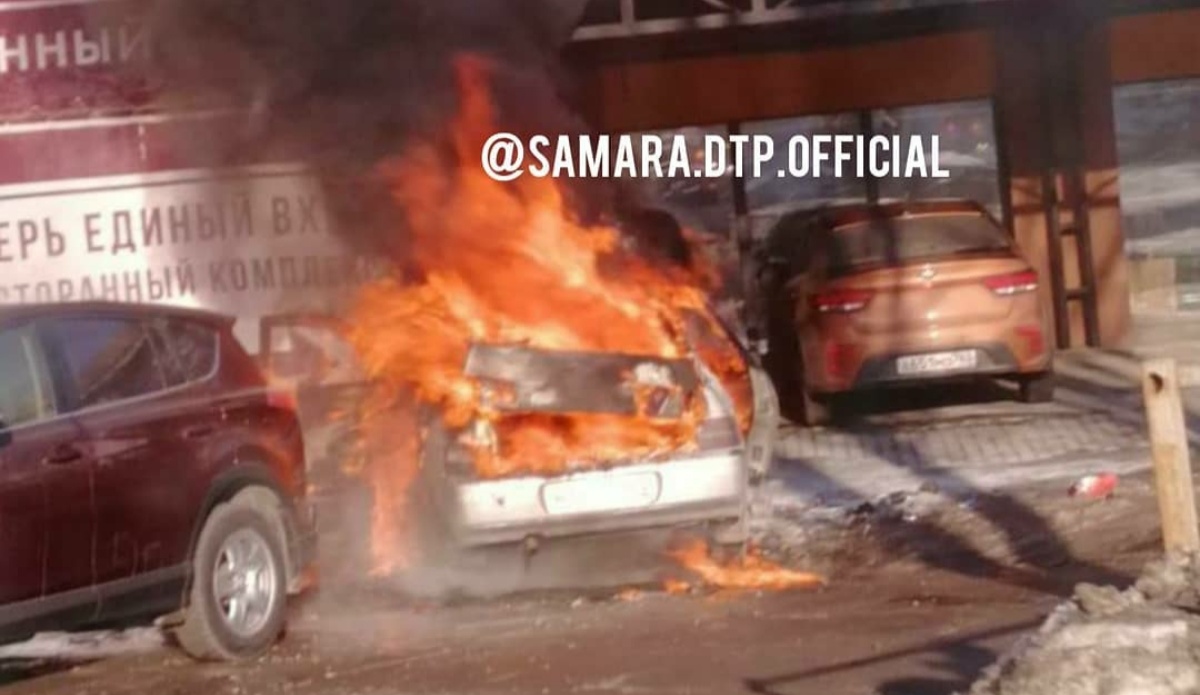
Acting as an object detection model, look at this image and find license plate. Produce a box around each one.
[896,350,978,375]
[541,473,661,515]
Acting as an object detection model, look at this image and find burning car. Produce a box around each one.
[261,310,779,570]
[265,55,786,575]
[410,322,779,552]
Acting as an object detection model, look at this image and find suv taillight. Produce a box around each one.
[267,388,299,412]
[811,289,874,314]
[984,270,1038,296]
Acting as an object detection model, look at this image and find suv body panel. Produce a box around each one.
[0,302,313,645]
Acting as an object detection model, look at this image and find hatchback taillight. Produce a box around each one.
[984,270,1038,296]
[811,289,874,314]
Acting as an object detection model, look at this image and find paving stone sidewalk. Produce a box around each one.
[779,410,1145,470]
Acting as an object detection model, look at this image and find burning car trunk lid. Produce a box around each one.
[416,346,760,548]
[463,344,702,419]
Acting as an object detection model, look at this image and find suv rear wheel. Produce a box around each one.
[174,494,288,661]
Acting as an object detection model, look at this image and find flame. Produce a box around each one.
[361,399,421,576]
[343,54,750,574]
[668,539,826,592]
[664,578,692,595]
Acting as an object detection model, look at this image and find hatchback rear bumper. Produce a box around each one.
[851,341,1045,389]
[807,338,1051,395]
[436,450,748,547]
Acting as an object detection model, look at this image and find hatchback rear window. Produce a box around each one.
[824,214,1012,272]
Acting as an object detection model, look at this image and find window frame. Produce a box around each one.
[147,317,221,389]
[42,314,189,416]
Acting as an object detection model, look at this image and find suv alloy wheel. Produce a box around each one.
[174,491,289,661]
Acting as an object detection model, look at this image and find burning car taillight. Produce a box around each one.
[983,270,1038,296]
[442,419,498,478]
[810,289,874,314]
[696,416,740,450]
[443,441,478,477]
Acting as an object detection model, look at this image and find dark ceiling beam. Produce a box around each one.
[563,2,1008,66]
[561,0,1198,67]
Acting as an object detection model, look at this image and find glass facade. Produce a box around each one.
[628,125,735,238]
[872,101,1002,217]
[1114,79,1200,316]
[742,113,869,215]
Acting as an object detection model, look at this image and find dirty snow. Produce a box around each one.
[962,553,1200,695]
[0,628,164,661]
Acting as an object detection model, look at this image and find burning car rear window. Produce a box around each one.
[824,214,1012,272]
[462,344,700,418]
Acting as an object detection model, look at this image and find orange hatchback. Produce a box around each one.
[758,200,1054,426]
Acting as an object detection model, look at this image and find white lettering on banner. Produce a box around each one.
[4,192,328,261]
[0,24,148,74]
[0,166,388,321]
[35,31,68,70]
[0,34,30,73]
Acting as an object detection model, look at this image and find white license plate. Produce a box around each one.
[896,350,978,375]
[541,473,661,515]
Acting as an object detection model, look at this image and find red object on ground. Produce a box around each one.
[1069,473,1119,499]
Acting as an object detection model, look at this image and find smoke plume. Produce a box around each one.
[144,0,602,264]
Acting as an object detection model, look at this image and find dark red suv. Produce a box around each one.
[0,302,315,661]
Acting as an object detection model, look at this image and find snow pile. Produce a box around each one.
[963,554,1200,695]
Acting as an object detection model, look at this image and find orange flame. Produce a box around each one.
[361,400,421,576]
[663,578,693,595]
[344,54,750,573]
[668,539,826,592]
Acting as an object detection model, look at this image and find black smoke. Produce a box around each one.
[143,0,604,264]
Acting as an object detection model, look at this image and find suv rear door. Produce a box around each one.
[0,319,80,615]
[45,315,205,609]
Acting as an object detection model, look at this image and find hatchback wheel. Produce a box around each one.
[1018,372,1055,404]
[174,498,288,661]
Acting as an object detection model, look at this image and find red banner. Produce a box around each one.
[0,0,154,121]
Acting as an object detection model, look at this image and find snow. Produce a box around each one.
[0,628,164,661]
[962,554,1200,695]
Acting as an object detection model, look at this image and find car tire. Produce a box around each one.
[800,390,831,428]
[173,498,289,662]
[1018,372,1055,404]
[710,516,750,549]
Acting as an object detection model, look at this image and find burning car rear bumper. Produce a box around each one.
[438,450,749,547]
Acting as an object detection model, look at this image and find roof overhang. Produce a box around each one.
[569,0,1005,42]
